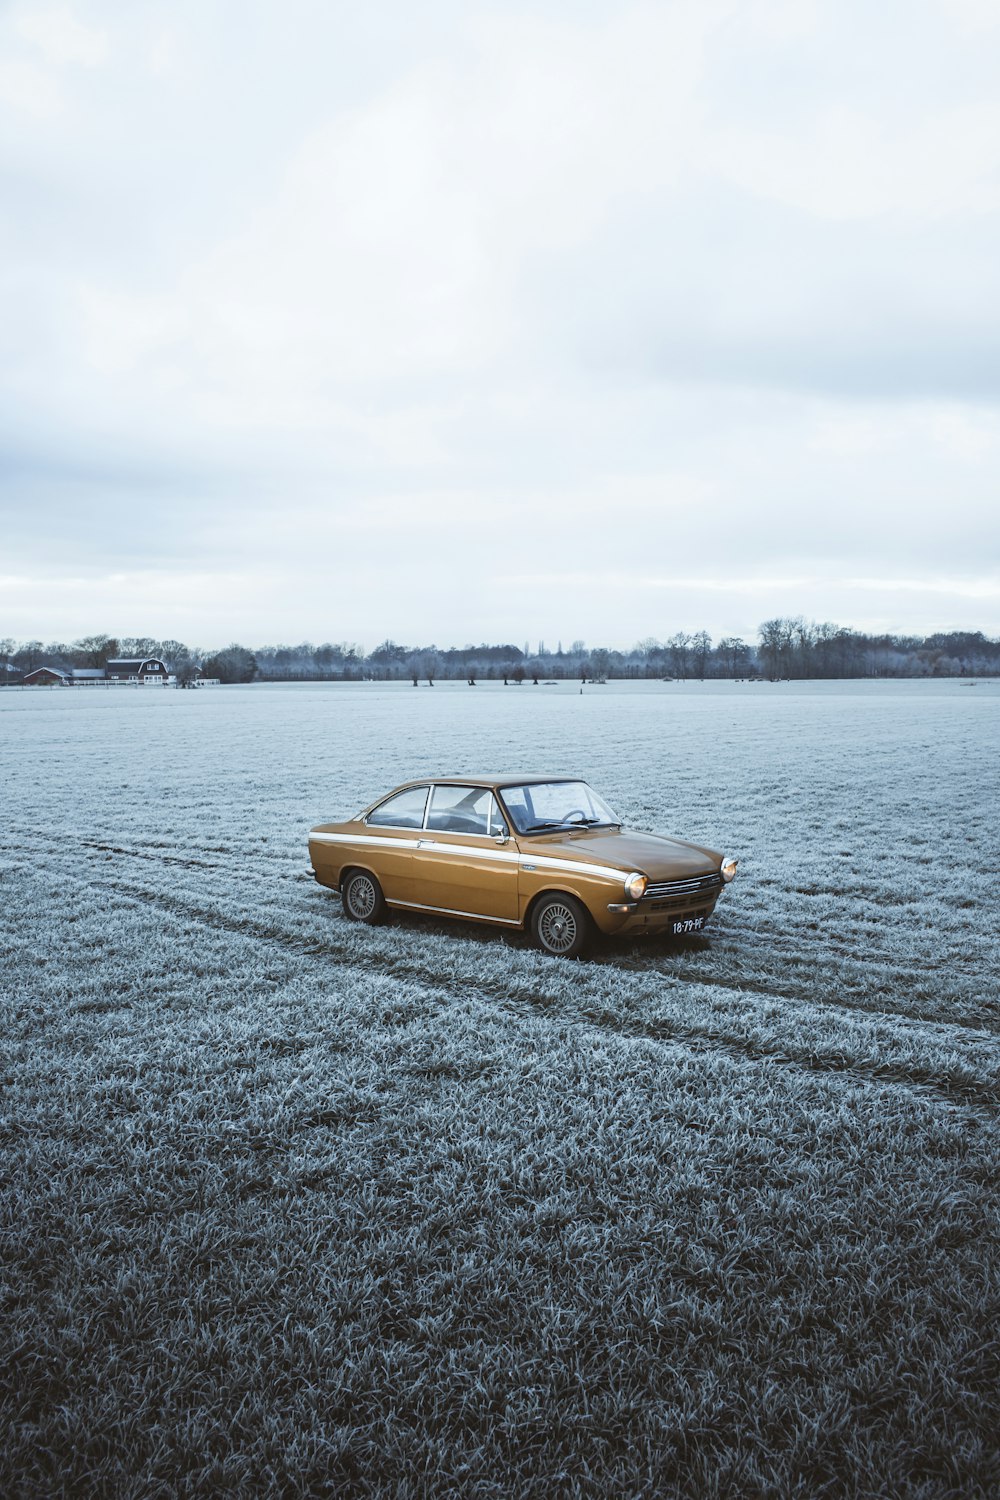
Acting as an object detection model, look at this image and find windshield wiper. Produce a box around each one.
[522,816,619,832]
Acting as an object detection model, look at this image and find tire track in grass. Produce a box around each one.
[11,822,995,1020]
[709,922,994,986]
[4,835,996,1098]
[716,886,996,966]
[8,835,998,1101]
[3,829,304,881]
[597,948,1000,1041]
[77,839,315,883]
[7,844,999,1121]
[10,822,992,980]
[6,831,995,1037]
[81,840,245,875]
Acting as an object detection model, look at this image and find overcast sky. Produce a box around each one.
[2,0,999,650]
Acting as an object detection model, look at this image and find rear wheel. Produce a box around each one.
[342,869,386,925]
[531,893,589,958]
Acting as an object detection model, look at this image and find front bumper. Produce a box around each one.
[603,889,721,936]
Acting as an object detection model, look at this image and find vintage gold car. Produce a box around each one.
[309,775,737,958]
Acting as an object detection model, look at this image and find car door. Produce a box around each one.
[409,786,520,922]
[361,784,429,902]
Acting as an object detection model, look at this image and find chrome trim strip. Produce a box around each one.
[644,873,722,897]
[388,899,521,926]
[310,832,422,850]
[311,831,628,884]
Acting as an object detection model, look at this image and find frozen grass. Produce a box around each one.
[1,680,998,1497]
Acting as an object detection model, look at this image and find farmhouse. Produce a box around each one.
[22,657,175,686]
[104,658,172,684]
[22,667,71,686]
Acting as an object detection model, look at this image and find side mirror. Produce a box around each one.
[494,826,509,844]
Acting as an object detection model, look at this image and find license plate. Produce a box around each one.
[671,915,705,935]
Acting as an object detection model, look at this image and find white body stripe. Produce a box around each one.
[309,829,627,885]
[310,831,420,851]
[526,853,628,883]
[414,838,520,865]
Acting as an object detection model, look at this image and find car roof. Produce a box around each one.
[394,774,579,790]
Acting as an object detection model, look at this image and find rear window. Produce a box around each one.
[366,786,429,829]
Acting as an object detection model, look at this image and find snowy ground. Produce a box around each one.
[2,679,999,1496]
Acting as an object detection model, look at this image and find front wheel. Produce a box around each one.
[341,869,386,925]
[531,893,589,958]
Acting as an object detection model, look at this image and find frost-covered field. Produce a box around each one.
[2,679,999,1498]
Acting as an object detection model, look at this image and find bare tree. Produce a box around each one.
[790,617,815,677]
[117,637,159,659]
[368,640,409,679]
[667,632,691,678]
[717,637,750,677]
[74,634,119,668]
[200,645,258,684]
[160,640,198,686]
[690,631,712,679]
[407,649,441,685]
[758,619,793,679]
[13,641,45,673]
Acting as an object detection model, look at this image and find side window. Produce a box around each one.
[426,785,491,835]
[367,786,428,829]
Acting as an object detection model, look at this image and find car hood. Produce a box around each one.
[522,827,720,877]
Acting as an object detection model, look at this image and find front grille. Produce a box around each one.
[643,872,722,900]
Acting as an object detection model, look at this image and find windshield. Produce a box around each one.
[499,780,620,834]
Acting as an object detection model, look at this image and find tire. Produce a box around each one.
[341,869,386,925]
[531,893,589,958]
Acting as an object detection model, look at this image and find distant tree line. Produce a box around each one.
[2,622,999,686]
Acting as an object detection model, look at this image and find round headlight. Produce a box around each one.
[625,872,647,901]
[721,858,738,883]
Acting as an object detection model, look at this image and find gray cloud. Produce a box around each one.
[1,0,999,645]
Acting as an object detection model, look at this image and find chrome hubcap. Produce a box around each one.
[349,876,376,919]
[539,903,576,953]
